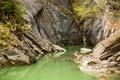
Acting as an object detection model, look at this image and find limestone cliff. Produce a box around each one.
[22,0,82,45]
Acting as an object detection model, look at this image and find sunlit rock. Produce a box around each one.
[80,48,92,54]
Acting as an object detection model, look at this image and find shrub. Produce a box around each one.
[0,0,25,23]
[71,0,120,22]
[0,0,31,51]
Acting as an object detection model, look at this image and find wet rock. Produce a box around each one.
[73,51,83,63]
[116,57,120,62]
[80,48,92,54]
[83,18,104,46]
[6,54,30,65]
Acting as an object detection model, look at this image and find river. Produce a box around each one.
[0,45,119,80]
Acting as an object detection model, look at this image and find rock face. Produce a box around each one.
[78,29,120,73]
[84,18,105,46]
[22,0,111,46]
[23,0,82,45]
[73,0,119,46]
[0,31,66,67]
[0,0,81,67]
[92,29,120,61]
[73,0,120,73]
[0,0,118,67]
[23,0,114,46]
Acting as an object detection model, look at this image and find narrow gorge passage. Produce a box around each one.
[0,45,119,80]
[0,45,96,80]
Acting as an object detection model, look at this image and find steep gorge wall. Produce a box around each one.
[22,0,108,46]
[0,0,112,67]
[3,0,115,48]
[23,0,82,45]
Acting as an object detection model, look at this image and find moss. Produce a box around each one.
[0,23,10,38]
[0,0,31,52]
[108,0,120,18]
[72,0,120,22]
[0,0,25,24]
[0,0,15,13]
[0,22,16,51]
[72,0,104,22]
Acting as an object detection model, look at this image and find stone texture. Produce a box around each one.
[22,0,111,46]
[23,0,82,45]
[83,18,104,46]
[1,0,118,67]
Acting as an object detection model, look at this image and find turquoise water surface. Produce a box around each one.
[0,45,119,80]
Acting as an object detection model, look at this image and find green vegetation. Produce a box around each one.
[72,0,104,22]
[71,0,105,47]
[71,0,120,47]
[0,0,15,16]
[72,0,120,22]
[0,0,16,12]
[0,22,17,51]
[107,0,120,17]
[0,0,31,51]
[0,0,23,23]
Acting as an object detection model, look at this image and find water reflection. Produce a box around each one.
[0,54,96,80]
[0,45,119,80]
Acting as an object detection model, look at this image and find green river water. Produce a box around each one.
[0,45,119,80]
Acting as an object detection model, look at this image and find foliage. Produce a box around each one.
[0,0,15,13]
[71,0,120,47]
[0,0,25,23]
[72,0,120,22]
[0,22,17,51]
[0,21,31,51]
[72,0,104,22]
[0,0,31,51]
[107,0,120,18]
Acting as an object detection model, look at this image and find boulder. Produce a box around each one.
[80,48,92,54]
